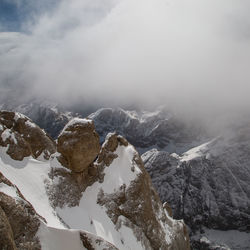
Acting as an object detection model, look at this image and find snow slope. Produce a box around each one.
[0,135,188,249]
[56,145,145,250]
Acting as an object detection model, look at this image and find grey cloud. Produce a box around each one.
[0,0,250,115]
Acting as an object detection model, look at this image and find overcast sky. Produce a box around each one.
[0,0,250,114]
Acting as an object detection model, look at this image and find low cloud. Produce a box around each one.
[1,0,250,115]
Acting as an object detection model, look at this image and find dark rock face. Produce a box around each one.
[142,128,250,233]
[0,172,42,250]
[57,118,101,173]
[0,111,56,160]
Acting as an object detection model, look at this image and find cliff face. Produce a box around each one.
[0,111,190,250]
[142,126,250,248]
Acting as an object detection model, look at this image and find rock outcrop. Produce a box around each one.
[96,134,190,250]
[0,113,191,250]
[57,118,100,173]
[0,172,42,250]
[0,101,77,139]
[0,111,56,160]
[47,130,190,249]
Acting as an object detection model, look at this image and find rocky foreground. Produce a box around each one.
[0,111,190,250]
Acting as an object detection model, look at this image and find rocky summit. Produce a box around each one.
[0,110,56,160]
[0,111,190,250]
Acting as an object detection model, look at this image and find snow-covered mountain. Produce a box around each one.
[89,107,208,154]
[0,111,190,250]
[0,103,208,153]
[2,102,249,248]
[142,125,250,249]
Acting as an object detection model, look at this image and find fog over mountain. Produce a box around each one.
[1,0,250,117]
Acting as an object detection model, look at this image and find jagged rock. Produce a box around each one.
[45,133,190,249]
[57,118,101,173]
[0,172,42,249]
[96,134,190,250]
[142,127,250,235]
[97,133,128,166]
[0,110,56,160]
[89,107,208,154]
[0,113,191,249]
[47,133,127,208]
[80,231,119,250]
[163,202,173,217]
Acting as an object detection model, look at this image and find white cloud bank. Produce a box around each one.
[1,0,250,113]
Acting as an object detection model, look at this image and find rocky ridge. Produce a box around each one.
[0,110,56,160]
[0,111,190,250]
[89,107,208,154]
[0,101,77,139]
[0,102,208,153]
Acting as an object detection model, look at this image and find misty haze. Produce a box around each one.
[0,0,250,249]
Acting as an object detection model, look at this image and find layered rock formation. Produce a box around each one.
[0,111,190,250]
[0,111,56,160]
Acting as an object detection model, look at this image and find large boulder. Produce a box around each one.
[57,118,101,173]
[0,111,56,160]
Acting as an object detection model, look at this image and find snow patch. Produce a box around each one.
[180,139,215,162]
[56,145,144,250]
[1,129,17,144]
[0,147,64,229]
[0,182,18,198]
[14,112,27,122]
[37,222,85,250]
[102,145,142,194]
[25,120,37,128]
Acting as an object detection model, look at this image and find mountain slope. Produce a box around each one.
[142,126,250,249]
[0,112,190,250]
[89,107,207,154]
